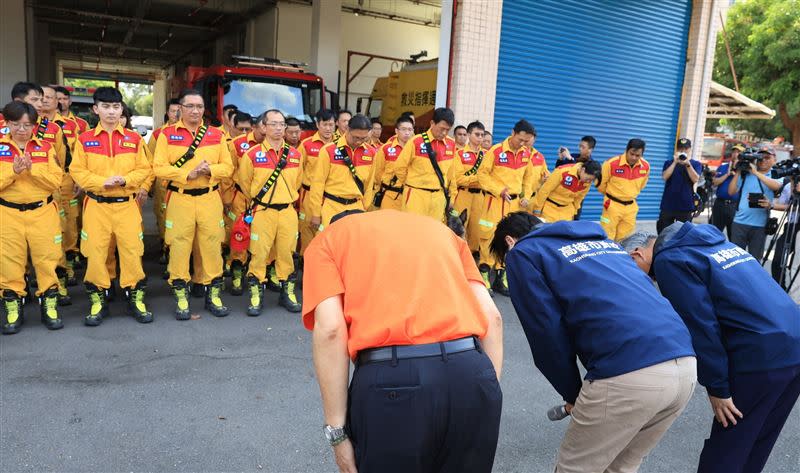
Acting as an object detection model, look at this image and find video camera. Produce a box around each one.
[771,157,800,179]
[735,149,762,175]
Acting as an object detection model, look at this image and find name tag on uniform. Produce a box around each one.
[361,155,372,162]
[31,151,47,157]
[522,158,530,163]
[289,158,300,164]
[122,141,137,149]
[445,150,453,156]
[169,135,184,141]
[43,133,55,139]
[639,170,647,175]
[615,169,625,174]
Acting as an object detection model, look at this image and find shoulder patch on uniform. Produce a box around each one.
[240,142,250,150]
[0,127,9,135]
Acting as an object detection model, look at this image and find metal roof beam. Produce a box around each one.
[33,6,221,32]
[118,0,153,57]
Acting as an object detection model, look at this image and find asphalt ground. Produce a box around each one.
[1,205,798,472]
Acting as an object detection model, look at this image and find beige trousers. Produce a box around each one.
[556,356,697,473]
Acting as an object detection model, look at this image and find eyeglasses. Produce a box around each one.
[397,127,414,133]
[181,104,204,111]
[8,122,34,130]
[266,121,286,128]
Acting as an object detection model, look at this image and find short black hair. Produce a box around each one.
[490,212,543,263]
[401,110,415,118]
[178,88,203,104]
[262,109,286,123]
[120,101,133,129]
[466,121,485,133]
[337,109,352,120]
[454,125,467,134]
[168,98,181,107]
[11,82,42,100]
[626,138,646,152]
[222,104,238,112]
[315,108,336,123]
[582,159,602,185]
[93,86,123,104]
[432,107,455,126]
[53,86,70,96]
[348,114,372,131]
[370,117,382,125]
[2,100,38,123]
[233,111,253,127]
[395,115,413,128]
[286,117,301,127]
[484,130,492,137]
[581,136,597,149]
[513,119,535,135]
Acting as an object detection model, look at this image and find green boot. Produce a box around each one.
[492,268,510,297]
[205,278,230,317]
[55,267,72,306]
[39,288,63,330]
[246,276,263,317]
[126,281,153,323]
[2,290,23,335]
[479,264,494,297]
[172,280,191,320]
[278,277,302,313]
[229,260,244,296]
[266,263,281,293]
[85,283,109,326]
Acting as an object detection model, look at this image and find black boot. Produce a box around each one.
[39,288,63,330]
[2,290,23,335]
[55,267,72,306]
[190,282,206,298]
[278,276,302,313]
[479,264,494,297]
[158,244,168,265]
[492,268,510,297]
[65,256,78,287]
[106,280,117,302]
[205,278,230,317]
[246,276,263,317]
[171,280,191,320]
[229,260,244,296]
[265,263,281,293]
[84,283,109,326]
[68,250,84,270]
[125,281,153,324]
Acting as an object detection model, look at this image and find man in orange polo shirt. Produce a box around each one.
[303,209,503,473]
[598,139,650,241]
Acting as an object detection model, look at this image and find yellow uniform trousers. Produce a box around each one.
[478,194,521,268]
[540,200,577,223]
[223,188,249,264]
[80,198,144,290]
[59,174,80,253]
[248,205,299,282]
[600,198,639,241]
[0,202,62,297]
[455,188,484,252]
[298,186,317,255]
[402,186,447,222]
[152,178,167,240]
[320,197,365,231]
[164,190,225,285]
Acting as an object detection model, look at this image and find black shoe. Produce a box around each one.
[2,290,23,335]
[55,267,72,306]
[106,282,117,302]
[278,277,302,313]
[171,280,191,320]
[190,283,206,299]
[85,284,109,326]
[479,264,494,297]
[265,263,281,293]
[205,278,230,317]
[39,288,63,330]
[125,281,153,324]
[229,260,244,296]
[492,269,510,297]
[246,276,263,317]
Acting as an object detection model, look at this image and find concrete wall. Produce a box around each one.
[0,0,28,97]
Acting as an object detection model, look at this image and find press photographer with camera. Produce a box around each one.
[711,144,744,239]
[657,138,702,233]
[726,145,782,260]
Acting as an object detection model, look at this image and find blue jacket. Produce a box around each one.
[505,221,695,404]
[653,222,800,398]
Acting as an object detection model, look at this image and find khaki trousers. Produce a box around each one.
[556,357,697,473]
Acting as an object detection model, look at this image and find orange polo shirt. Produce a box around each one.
[302,209,488,359]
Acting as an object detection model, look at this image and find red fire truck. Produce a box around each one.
[186,55,337,136]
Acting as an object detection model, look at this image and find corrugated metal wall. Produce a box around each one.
[493,0,692,220]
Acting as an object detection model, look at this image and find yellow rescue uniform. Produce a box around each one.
[225,132,261,265]
[529,147,550,198]
[530,163,590,222]
[0,137,63,297]
[454,143,487,252]
[598,154,650,241]
[148,126,169,241]
[153,121,234,285]
[307,136,376,230]
[52,113,82,258]
[239,142,303,282]
[394,131,459,222]
[297,133,331,254]
[477,139,535,267]
[371,137,407,211]
[70,125,151,290]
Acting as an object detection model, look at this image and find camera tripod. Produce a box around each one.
[761,177,800,293]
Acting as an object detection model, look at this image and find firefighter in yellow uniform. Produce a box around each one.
[529,160,602,222]
[477,120,537,296]
[394,108,459,221]
[70,88,153,326]
[153,89,234,320]
[371,115,415,211]
[238,109,304,315]
[454,121,488,252]
[0,102,64,334]
[148,98,181,262]
[55,86,90,134]
[598,139,650,241]
[528,136,550,200]
[298,109,336,255]
[308,114,376,232]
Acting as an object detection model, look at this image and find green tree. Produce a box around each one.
[713,0,800,149]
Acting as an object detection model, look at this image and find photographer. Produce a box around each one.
[711,144,744,239]
[657,138,702,233]
[726,146,782,260]
[555,135,596,168]
[770,178,800,288]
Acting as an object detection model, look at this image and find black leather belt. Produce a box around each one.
[606,193,634,205]
[253,201,291,211]
[546,198,567,208]
[717,198,735,204]
[301,183,311,192]
[407,185,441,193]
[458,187,482,194]
[167,184,220,196]
[0,195,53,211]
[381,183,404,193]
[87,192,134,203]
[357,336,479,364]
[323,192,359,205]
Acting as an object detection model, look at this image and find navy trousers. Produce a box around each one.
[347,348,503,473]
[697,364,800,473]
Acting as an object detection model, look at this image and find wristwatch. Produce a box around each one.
[323,424,348,446]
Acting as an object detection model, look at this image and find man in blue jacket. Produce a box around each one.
[623,221,800,473]
[492,212,697,473]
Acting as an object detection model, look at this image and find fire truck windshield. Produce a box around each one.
[222,76,321,127]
